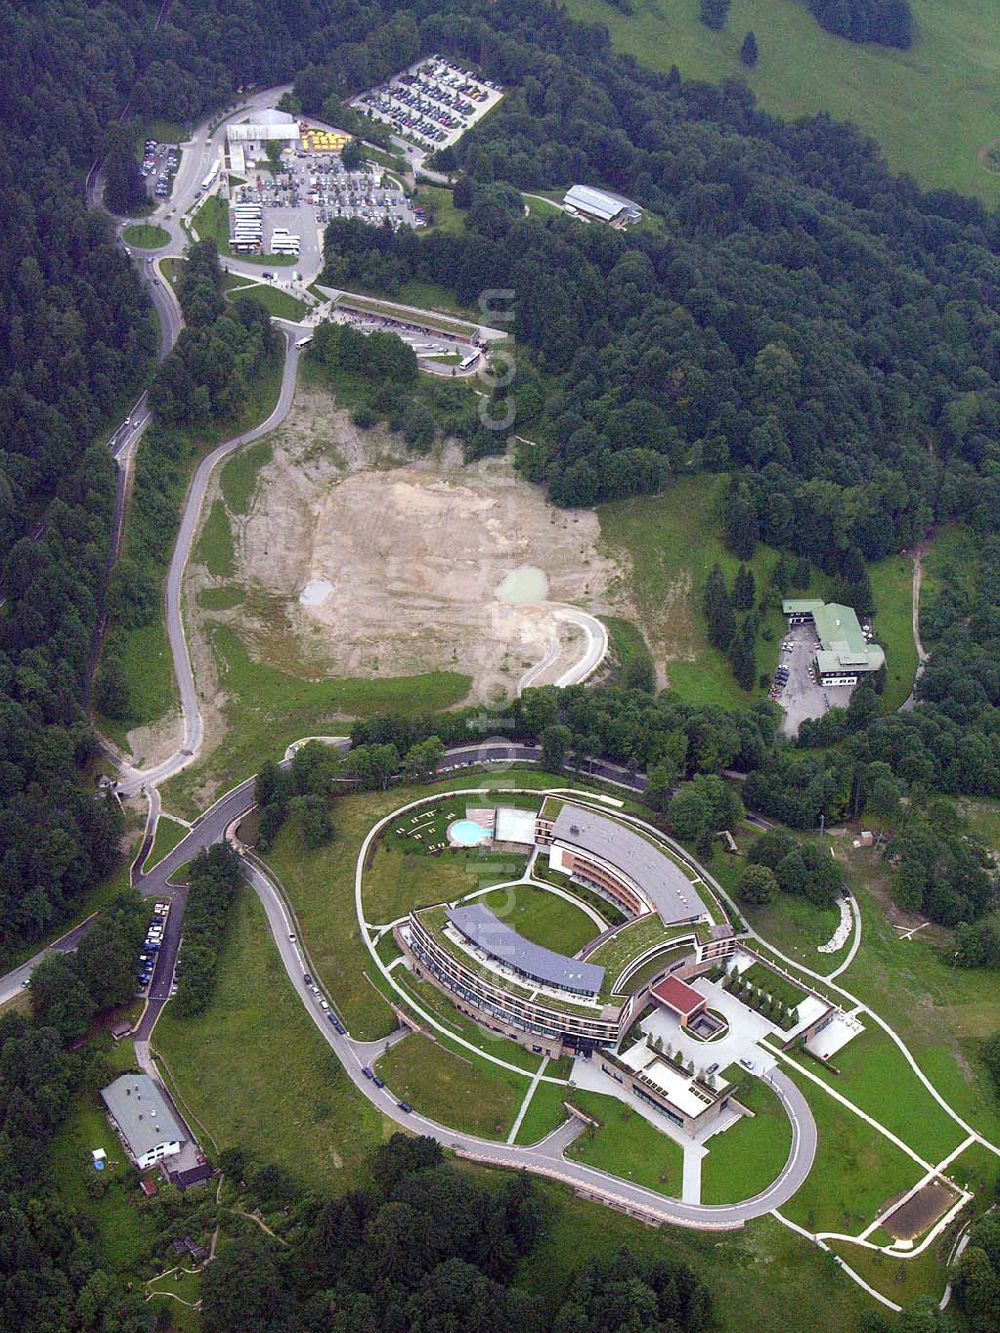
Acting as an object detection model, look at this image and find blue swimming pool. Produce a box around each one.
[448,818,491,847]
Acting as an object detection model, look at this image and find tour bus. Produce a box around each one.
[459,350,481,371]
[295,336,313,349]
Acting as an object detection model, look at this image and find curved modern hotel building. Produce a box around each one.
[397,799,735,1059]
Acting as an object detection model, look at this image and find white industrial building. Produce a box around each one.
[562,183,642,226]
[227,108,300,143]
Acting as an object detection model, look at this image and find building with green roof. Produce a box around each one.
[782,599,885,686]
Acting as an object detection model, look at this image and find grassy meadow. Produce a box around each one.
[563,0,1000,205]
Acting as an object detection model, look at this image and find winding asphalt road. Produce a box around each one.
[115,329,305,796]
[21,90,801,1227]
[517,606,609,693]
[1,735,816,1227]
[245,841,816,1229]
[103,86,607,795]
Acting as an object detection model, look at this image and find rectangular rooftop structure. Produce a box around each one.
[563,183,642,225]
[100,1074,186,1169]
[650,974,707,1018]
[550,805,700,926]
[446,903,605,996]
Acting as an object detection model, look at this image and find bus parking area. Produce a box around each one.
[225,151,415,266]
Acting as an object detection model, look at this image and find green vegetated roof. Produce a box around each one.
[781,599,825,614]
[786,599,885,672]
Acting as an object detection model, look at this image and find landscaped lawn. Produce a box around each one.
[562,0,1000,206]
[122,222,170,248]
[740,962,808,1013]
[743,890,842,972]
[513,1079,571,1145]
[257,771,579,1041]
[364,843,524,924]
[391,967,542,1073]
[564,1090,684,1197]
[598,476,826,706]
[154,888,386,1190]
[828,836,1000,1147]
[795,1021,966,1164]
[780,1066,928,1235]
[477,883,600,956]
[376,1032,531,1138]
[225,279,308,321]
[586,915,683,986]
[700,1076,792,1204]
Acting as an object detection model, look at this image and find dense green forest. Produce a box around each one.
[199,1133,712,1332]
[0,896,154,1331]
[321,2,1000,583]
[806,0,913,48]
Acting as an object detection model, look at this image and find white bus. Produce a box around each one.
[295,336,313,349]
[459,351,481,371]
[200,162,219,192]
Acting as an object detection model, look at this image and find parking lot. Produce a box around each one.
[142,140,179,200]
[227,156,416,263]
[351,54,503,152]
[774,621,856,737]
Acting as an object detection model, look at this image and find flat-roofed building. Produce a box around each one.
[600,1039,734,1134]
[100,1074,185,1170]
[227,108,300,142]
[398,904,631,1057]
[563,184,642,226]
[537,802,706,927]
[448,904,605,997]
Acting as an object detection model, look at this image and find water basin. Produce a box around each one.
[447,818,492,847]
[495,565,548,605]
[300,578,333,607]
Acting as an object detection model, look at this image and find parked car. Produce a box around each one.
[397,1101,412,1113]
[362,1067,373,1080]
[372,1076,385,1089]
[303,973,312,985]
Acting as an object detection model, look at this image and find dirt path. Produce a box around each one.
[899,542,930,712]
[911,547,929,666]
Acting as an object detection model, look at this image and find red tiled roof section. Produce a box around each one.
[650,975,706,1016]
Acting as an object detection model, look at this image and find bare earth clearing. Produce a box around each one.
[186,383,622,724]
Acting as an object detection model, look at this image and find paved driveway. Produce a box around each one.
[642,976,778,1075]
